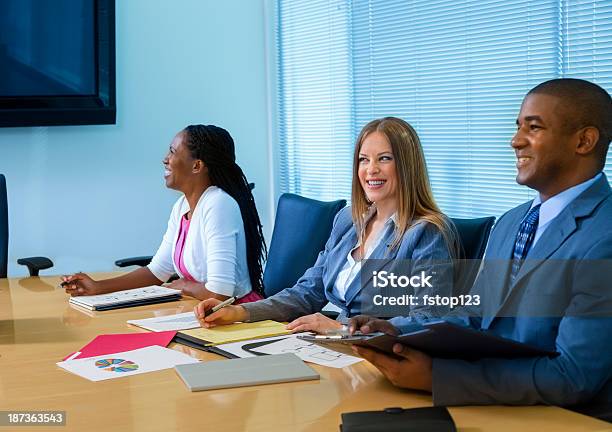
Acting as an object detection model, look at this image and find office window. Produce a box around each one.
[276,0,354,201]
[276,0,612,217]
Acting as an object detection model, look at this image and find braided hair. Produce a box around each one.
[183,125,267,296]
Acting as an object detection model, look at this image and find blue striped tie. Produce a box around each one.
[511,204,541,281]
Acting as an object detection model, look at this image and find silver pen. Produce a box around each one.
[203,296,236,317]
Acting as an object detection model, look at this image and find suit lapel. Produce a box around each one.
[510,176,611,286]
[324,227,358,300]
[343,223,396,306]
[481,206,527,329]
[511,210,577,280]
[487,209,577,324]
[487,175,611,325]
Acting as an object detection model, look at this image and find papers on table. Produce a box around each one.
[128,312,200,332]
[215,334,363,369]
[212,335,293,357]
[68,286,181,311]
[57,345,199,381]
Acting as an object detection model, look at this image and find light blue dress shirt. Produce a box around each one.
[530,172,602,248]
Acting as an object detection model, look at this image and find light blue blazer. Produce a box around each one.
[430,174,612,407]
[243,206,453,322]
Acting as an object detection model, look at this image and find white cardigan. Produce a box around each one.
[148,186,252,297]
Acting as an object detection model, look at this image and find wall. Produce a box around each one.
[0,0,272,277]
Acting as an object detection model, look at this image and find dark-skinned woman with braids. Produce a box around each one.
[62,125,267,303]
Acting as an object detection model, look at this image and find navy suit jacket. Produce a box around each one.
[429,174,612,406]
[243,206,453,322]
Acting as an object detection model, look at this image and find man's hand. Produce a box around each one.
[353,343,433,392]
[348,314,399,336]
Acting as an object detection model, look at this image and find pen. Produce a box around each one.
[59,278,74,288]
[203,296,236,317]
[59,273,82,288]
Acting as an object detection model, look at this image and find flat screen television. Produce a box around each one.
[0,0,115,127]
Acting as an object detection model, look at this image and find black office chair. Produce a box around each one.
[0,174,8,278]
[450,216,496,295]
[115,182,257,268]
[451,217,495,260]
[0,174,54,278]
[263,193,346,298]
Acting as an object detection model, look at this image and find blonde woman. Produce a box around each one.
[196,117,457,333]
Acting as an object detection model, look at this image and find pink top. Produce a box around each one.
[173,213,197,282]
[235,290,264,304]
[173,211,262,304]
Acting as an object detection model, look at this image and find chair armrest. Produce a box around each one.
[17,256,54,276]
[114,256,153,268]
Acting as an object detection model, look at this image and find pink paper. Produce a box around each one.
[63,331,177,361]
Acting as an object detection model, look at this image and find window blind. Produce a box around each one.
[276,0,612,217]
[276,0,354,201]
[563,0,612,176]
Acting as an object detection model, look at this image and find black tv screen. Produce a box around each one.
[0,0,115,127]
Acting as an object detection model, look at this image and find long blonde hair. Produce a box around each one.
[351,117,458,255]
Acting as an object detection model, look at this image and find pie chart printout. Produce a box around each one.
[95,358,139,373]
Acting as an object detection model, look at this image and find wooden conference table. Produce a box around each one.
[1,273,610,432]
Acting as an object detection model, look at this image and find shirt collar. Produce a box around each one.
[364,204,398,227]
[531,172,602,227]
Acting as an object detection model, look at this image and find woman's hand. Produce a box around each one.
[194,298,249,328]
[61,273,105,296]
[167,279,211,300]
[286,312,343,334]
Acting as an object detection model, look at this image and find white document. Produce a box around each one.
[128,312,201,332]
[216,334,363,369]
[214,335,293,358]
[56,345,199,382]
[69,286,181,310]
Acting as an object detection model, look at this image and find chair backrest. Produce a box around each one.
[263,193,346,298]
[450,216,495,295]
[451,216,495,260]
[0,174,8,278]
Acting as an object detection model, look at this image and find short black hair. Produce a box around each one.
[527,79,612,158]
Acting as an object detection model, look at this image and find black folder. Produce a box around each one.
[340,406,456,432]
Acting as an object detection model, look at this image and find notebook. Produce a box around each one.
[68,286,182,311]
[174,353,319,391]
[175,320,292,348]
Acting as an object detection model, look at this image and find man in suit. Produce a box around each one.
[350,78,612,416]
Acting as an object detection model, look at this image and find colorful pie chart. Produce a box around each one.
[95,358,139,373]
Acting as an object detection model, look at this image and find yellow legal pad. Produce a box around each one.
[176,320,291,347]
